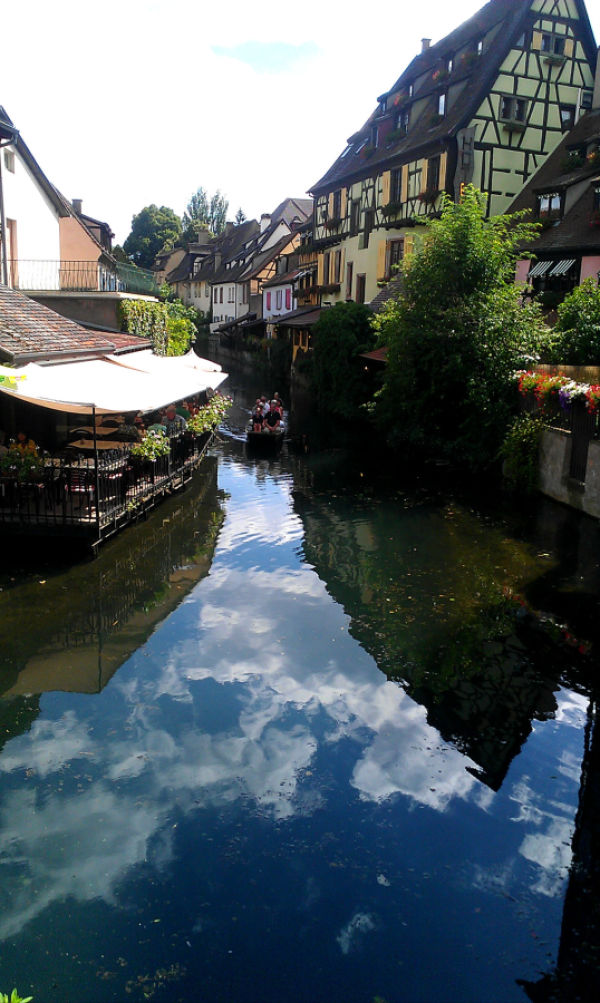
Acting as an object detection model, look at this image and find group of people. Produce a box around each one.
[112,398,204,442]
[251,394,284,434]
[0,430,39,458]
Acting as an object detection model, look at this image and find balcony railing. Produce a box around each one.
[7,259,159,296]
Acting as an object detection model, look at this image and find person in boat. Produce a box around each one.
[263,403,282,433]
[260,395,270,416]
[251,400,264,433]
[272,393,284,414]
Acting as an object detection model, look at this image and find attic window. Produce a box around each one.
[370,124,379,148]
[500,96,527,126]
[446,57,453,73]
[3,150,14,173]
[438,92,447,117]
[581,90,593,110]
[538,192,563,220]
[559,104,575,131]
[395,108,410,133]
[542,33,565,56]
[408,83,414,97]
[476,39,483,55]
[340,145,353,158]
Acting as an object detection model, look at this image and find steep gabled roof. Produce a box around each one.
[0,106,70,218]
[508,107,600,256]
[310,0,597,194]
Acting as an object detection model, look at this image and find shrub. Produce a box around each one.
[549,279,600,364]
[500,414,543,493]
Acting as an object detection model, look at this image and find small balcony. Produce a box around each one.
[7,259,159,297]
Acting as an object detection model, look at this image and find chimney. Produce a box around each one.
[593,46,600,110]
[260,213,271,234]
[421,38,431,53]
[71,198,83,215]
[224,221,234,235]
[213,251,222,270]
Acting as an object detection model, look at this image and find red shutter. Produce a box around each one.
[285,288,291,310]
[266,292,272,310]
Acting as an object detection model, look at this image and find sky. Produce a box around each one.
[2,0,599,245]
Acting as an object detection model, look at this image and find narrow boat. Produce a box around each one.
[246,425,284,454]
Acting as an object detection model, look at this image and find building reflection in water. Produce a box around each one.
[0,456,223,708]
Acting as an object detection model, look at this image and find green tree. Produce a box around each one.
[182,187,229,236]
[123,205,182,268]
[373,186,548,468]
[235,207,247,225]
[310,302,376,419]
[549,278,600,364]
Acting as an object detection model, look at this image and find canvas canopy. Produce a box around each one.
[0,351,227,416]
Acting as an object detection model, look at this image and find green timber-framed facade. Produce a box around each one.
[309,0,597,306]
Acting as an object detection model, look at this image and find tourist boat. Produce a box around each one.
[246,423,284,454]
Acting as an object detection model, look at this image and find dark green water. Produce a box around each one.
[0,373,599,1003]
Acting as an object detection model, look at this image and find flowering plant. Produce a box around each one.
[585,384,600,413]
[130,429,170,460]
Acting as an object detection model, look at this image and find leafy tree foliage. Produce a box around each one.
[123,205,182,268]
[373,186,548,467]
[235,207,247,225]
[548,278,600,364]
[310,302,376,419]
[183,187,229,236]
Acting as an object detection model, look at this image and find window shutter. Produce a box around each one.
[377,239,388,281]
[404,234,415,257]
[317,253,324,285]
[328,192,335,217]
[401,164,409,203]
[340,187,348,220]
[266,292,271,310]
[285,288,291,310]
[564,38,574,58]
[440,151,448,190]
[382,171,391,207]
[531,30,542,50]
[339,248,345,284]
[421,159,429,194]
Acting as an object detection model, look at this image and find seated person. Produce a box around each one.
[15,430,38,456]
[147,411,167,435]
[164,405,187,437]
[263,404,282,433]
[272,392,284,415]
[251,400,264,433]
[176,401,191,420]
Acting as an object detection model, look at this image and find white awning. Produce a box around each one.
[528,260,552,278]
[0,352,227,416]
[548,258,577,277]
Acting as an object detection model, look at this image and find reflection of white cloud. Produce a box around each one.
[0,711,89,779]
[336,912,376,955]
[510,778,575,898]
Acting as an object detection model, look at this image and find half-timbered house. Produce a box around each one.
[309,0,597,306]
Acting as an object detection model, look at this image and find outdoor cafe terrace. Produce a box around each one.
[0,350,228,549]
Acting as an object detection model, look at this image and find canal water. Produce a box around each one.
[0,371,599,1003]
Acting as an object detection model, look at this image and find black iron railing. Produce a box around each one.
[0,430,213,542]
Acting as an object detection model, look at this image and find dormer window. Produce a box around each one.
[438,92,447,117]
[378,100,386,117]
[446,57,453,73]
[370,124,379,148]
[477,39,483,55]
[538,192,563,220]
[408,83,414,97]
[395,108,410,133]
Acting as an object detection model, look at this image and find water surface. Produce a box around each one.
[0,382,598,1002]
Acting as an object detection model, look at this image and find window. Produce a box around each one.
[537,191,563,219]
[346,262,353,299]
[395,108,409,133]
[364,209,375,238]
[560,105,575,131]
[332,189,342,219]
[477,39,483,55]
[428,156,441,191]
[446,57,453,73]
[438,92,447,117]
[219,288,223,303]
[581,90,593,110]
[370,124,379,148]
[322,252,330,285]
[228,286,234,302]
[408,83,414,97]
[3,150,15,173]
[213,288,218,302]
[333,250,342,284]
[500,96,527,123]
[541,33,565,56]
[388,239,404,277]
[350,201,361,236]
[391,168,403,204]
[276,290,282,309]
[356,274,366,304]
[242,283,249,304]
